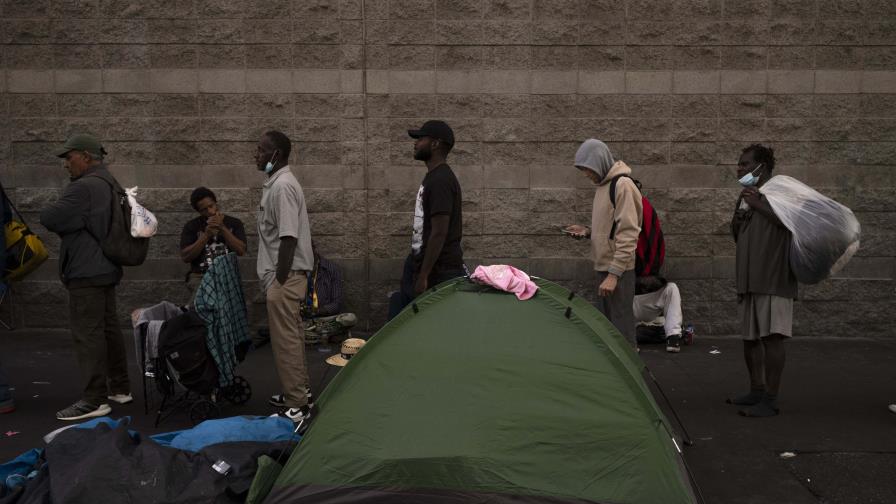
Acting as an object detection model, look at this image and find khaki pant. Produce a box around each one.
[267,271,309,408]
[68,285,130,405]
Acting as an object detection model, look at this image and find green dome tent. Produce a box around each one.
[264,277,697,504]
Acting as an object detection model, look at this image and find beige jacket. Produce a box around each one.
[590,161,643,276]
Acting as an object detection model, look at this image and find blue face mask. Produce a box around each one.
[738,163,764,187]
[264,151,278,174]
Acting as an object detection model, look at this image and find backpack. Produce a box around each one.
[302,254,343,319]
[157,310,218,395]
[1,184,48,281]
[609,175,665,277]
[88,175,149,266]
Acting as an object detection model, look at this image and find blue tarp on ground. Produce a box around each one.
[1,416,298,503]
[150,416,296,452]
[44,415,296,452]
[0,449,41,497]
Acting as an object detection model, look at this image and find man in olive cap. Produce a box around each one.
[387,120,465,319]
[40,133,132,421]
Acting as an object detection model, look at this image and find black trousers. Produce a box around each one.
[68,285,130,405]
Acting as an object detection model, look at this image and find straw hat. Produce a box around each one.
[325,338,367,367]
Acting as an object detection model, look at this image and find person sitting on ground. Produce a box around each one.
[179,187,247,301]
[633,276,685,353]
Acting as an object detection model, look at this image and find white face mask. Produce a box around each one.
[738,163,764,187]
[264,151,278,174]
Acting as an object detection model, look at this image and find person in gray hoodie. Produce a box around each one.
[40,134,131,421]
[564,139,643,347]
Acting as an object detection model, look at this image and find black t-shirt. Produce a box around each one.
[180,215,247,274]
[412,163,463,271]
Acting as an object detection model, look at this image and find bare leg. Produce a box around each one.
[762,334,786,396]
[727,339,765,405]
[739,335,785,417]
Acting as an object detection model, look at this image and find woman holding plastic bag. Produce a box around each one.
[728,145,799,418]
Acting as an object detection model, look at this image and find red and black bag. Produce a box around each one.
[609,175,665,277]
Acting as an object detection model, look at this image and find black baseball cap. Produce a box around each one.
[407,120,454,146]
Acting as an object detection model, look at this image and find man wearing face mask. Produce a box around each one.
[254,130,315,424]
[40,134,131,421]
[728,144,796,418]
[387,120,464,319]
[564,139,643,347]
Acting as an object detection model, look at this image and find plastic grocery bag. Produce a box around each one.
[125,187,158,238]
[759,176,860,284]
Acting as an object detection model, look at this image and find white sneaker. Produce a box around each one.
[888,404,896,414]
[272,405,312,425]
[107,393,134,405]
[56,401,112,421]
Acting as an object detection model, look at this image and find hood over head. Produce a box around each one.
[574,139,615,182]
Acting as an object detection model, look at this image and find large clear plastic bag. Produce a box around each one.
[759,176,860,284]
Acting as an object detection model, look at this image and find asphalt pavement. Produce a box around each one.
[2,329,895,504]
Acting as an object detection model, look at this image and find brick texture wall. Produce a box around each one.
[2,0,894,336]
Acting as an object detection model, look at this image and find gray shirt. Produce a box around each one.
[731,195,798,299]
[256,166,314,292]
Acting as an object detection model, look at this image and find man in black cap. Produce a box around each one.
[388,120,465,319]
[40,133,132,421]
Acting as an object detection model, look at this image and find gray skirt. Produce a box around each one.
[739,293,793,340]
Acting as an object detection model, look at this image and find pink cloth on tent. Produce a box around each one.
[470,265,538,300]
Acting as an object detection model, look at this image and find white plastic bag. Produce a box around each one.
[759,176,860,284]
[125,187,158,238]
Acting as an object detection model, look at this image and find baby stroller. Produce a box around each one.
[132,253,252,426]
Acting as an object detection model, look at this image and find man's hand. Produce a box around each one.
[598,274,618,297]
[414,275,428,296]
[741,187,760,208]
[563,224,589,239]
[206,213,224,236]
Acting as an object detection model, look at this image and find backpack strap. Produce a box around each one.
[607,174,644,241]
[608,174,643,208]
[82,173,118,244]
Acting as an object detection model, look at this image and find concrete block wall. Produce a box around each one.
[2,0,894,336]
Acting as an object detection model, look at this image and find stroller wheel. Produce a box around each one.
[189,399,220,425]
[223,375,252,405]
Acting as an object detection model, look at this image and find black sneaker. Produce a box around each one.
[56,400,111,421]
[666,334,681,353]
[269,388,314,408]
